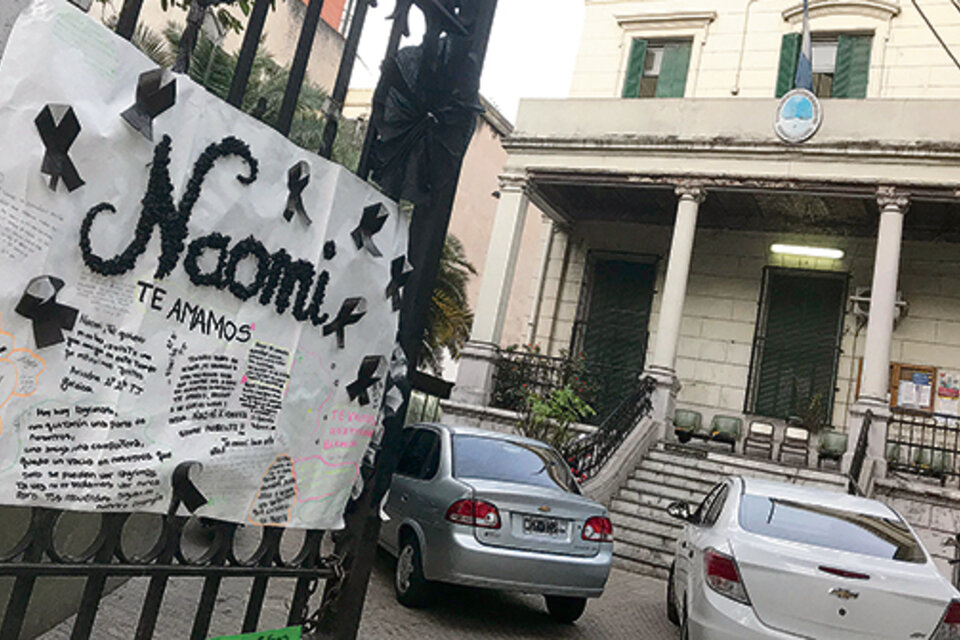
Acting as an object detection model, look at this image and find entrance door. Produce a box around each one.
[748,269,847,423]
[579,259,656,423]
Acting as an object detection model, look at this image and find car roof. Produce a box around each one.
[738,476,898,519]
[410,422,560,450]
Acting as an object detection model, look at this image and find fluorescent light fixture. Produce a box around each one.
[770,244,844,260]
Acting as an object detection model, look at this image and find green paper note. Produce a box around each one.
[209,626,301,640]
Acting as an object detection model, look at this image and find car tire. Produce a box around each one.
[544,595,587,624]
[666,563,680,625]
[394,536,431,608]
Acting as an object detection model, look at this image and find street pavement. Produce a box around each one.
[41,549,678,639]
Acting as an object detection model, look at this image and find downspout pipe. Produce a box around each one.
[732,0,760,95]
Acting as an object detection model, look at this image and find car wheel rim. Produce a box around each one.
[396,545,414,593]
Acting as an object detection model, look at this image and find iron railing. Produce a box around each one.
[490,348,576,412]
[562,376,656,482]
[0,463,337,640]
[886,408,960,486]
[847,410,872,495]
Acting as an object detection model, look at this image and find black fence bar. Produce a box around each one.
[70,513,126,640]
[227,0,271,108]
[319,0,373,159]
[0,509,53,640]
[114,0,144,40]
[847,410,872,495]
[886,408,960,486]
[172,0,208,74]
[276,0,325,136]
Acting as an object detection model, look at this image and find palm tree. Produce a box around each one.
[129,24,476,373]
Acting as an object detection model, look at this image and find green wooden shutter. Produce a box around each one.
[622,39,648,98]
[655,41,693,98]
[833,34,872,98]
[776,33,802,98]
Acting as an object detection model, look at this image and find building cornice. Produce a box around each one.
[782,0,900,22]
[615,10,717,29]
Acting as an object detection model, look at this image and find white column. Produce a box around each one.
[650,184,705,374]
[645,184,705,435]
[843,186,909,481]
[452,173,530,406]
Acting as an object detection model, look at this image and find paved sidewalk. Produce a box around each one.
[42,550,677,639]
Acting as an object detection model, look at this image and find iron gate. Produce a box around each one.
[0,0,496,637]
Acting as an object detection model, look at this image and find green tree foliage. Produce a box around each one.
[421,234,477,375]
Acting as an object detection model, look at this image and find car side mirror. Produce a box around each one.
[666,501,692,522]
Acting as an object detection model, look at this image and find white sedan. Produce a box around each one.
[665,476,960,639]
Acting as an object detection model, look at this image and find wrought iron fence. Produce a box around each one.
[886,408,960,486]
[847,410,871,495]
[562,376,656,482]
[490,348,568,412]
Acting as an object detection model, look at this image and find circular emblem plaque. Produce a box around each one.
[775,88,823,144]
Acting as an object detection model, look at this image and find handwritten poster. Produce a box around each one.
[0,0,408,528]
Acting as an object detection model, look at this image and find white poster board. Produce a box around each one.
[0,0,409,528]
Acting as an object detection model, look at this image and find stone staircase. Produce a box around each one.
[609,441,849,578]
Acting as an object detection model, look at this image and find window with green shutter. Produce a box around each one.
[776,32,872,98]
[622,38,692,98]
[746,269,847,423]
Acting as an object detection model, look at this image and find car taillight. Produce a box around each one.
[582,516,613,542]
[931,600,960,640]
[704,548,750,605]
[445,499,501,529]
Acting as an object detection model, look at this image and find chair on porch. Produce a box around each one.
[778,426,811,464]
[817,430,848,469]
[673,409,704,444]
[709,415,742,453]
[743,421,774,458]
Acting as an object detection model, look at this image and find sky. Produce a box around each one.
[347,0,585,124]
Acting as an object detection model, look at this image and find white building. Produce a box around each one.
[450,0,960,498]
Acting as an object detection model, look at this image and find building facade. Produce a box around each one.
[453,0,960,482]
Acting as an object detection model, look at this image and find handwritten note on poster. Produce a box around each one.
[0,0,408,528]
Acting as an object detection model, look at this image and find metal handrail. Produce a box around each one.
[847,410,872,496]
[562,376,657,482]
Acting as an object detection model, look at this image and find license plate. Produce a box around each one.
[522,515,564,537]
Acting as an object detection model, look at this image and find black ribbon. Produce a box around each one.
[121,68,177,141]
[385,255,413,311]
[15,276,78,349]
[172,461,207,513]
[34,105,84,192]
[351,203,388,257]
[282,161,312,224]
[347,355,386,406]
[322,297,367,349]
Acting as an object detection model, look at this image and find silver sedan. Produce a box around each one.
[378,423,614,623]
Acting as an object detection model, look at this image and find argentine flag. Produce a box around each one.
[794,0,814,91]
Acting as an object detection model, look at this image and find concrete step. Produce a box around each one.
[613,537,675,572]
[623,477,708,504]
[618,487,697,512]
[646,445,847,488]
[631,467,718,495]
[612,555,670,580]
[610,518,678,551]
[609,499,681,527]
[610,511,684,541]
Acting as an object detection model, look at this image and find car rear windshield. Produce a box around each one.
[739,494,925,563]
[452,435,578,493]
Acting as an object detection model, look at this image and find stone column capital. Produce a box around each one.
[876,186,910,214]
[675,182,707,203]
[498,172,528,194]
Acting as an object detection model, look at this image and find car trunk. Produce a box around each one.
[461,478,603,558]
[732,534,952,640]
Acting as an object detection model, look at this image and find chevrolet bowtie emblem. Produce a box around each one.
[538,505,551,513]
[829,587,859,600]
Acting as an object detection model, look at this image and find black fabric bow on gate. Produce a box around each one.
[370,41,482,206]
[121,68,177,141]
[15,276,78,349]
[282,161,312,224]
[34,104,84,192]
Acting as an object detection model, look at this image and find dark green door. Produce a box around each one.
[749,269,847,424]
[580,260,656,423]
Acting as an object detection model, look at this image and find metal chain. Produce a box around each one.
[301,554,344,634]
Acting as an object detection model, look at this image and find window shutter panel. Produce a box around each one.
[622,39,648,98]
[834,34,872,98]
[776,33,802,98]
[655,41,693,98]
